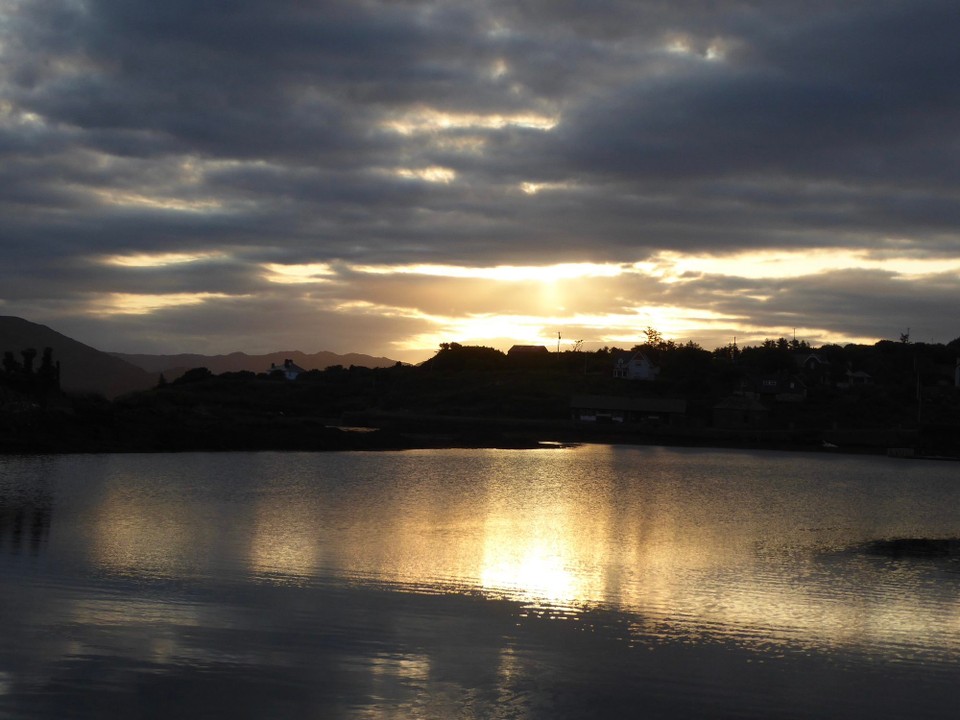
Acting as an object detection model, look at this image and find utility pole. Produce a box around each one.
[916,355,922,426]
[557,331,561,353]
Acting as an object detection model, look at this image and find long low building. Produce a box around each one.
[570,394,687,425]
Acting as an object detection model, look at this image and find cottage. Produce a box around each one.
[612,351,658,381]
[796,353,831,385]
[268,359,306,380]
[756,375,806,402]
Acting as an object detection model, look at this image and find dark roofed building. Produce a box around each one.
[713,395,769,429]
[507,345,551,367]
[507,345,550,356]
[571,394,686,426]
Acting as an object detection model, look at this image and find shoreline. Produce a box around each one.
[1,410,947,459]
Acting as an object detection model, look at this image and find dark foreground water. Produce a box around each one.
[1,445,959,719]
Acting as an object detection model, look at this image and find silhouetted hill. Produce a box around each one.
[111,349,400,379]
[0,316,154,398]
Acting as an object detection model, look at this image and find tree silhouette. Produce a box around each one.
[37,347,60,390]
[20,348,37,375]
[2,351,20,375]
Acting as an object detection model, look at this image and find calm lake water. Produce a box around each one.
[1,445,959,718]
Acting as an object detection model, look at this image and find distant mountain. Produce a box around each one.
[110,349,400,379]
[0,316,155,398]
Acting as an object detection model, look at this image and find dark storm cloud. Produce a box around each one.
[2,0,959,354]
[8,0,496,160]
[558,3,960,187]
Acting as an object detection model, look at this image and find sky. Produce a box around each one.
[2,0,960,363]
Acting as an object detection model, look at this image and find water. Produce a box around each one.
[1,445,959,718]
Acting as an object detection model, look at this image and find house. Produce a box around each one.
[507,345,549,356]
[836,368,873,390]
[756,375,806,402]
[268,359,306,380]
[507,345,550,367]
[846,370,873,386]
[570,395,686,426]
[796,353,831,385]
[928,361,959,388]
[612,351,658,381]
[797,353,829,372]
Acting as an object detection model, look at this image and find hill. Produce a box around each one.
[111,349,400,379]
[0,316,154,398]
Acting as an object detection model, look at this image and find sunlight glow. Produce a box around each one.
[477,467,608,608]
[666,37,693,55]
[490,58,509,79]
[275,253,910,357]
[89,484,203,578]
[705,42,726,61]
[85,249,938,356]
[0,101,46,128]
[520,181,572,195]
[663,34,730,62]
[390,305,741,355]
[89,292,232,315]
[383,107,558,135]
[481,546,580,605]
[332,300,427,320]
[349,248,959,294]
[637,249,960,281]
[248,502,322,581]
[92,189,223,212]
[102,251,228,268]
[262,263,337,284]
[393,166,457,183]
[352,262,623,282]
[74,446,960,659]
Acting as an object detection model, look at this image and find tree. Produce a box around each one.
[644,326,664,348]
[37,347,60,390]
[21,348,37,375]
[173,367,214,384]
[2,351,20,375]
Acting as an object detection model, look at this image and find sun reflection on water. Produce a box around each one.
[247,499,323,582]
[71,448,960,661]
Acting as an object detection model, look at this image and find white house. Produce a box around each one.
[612,351,658,380]
[268,359,306,380]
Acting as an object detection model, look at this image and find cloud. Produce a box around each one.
[1,1,959,358]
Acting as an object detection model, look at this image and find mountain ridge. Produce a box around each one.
[1,315,402,398]
[0,316,154,398]
[110,349,401,379]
